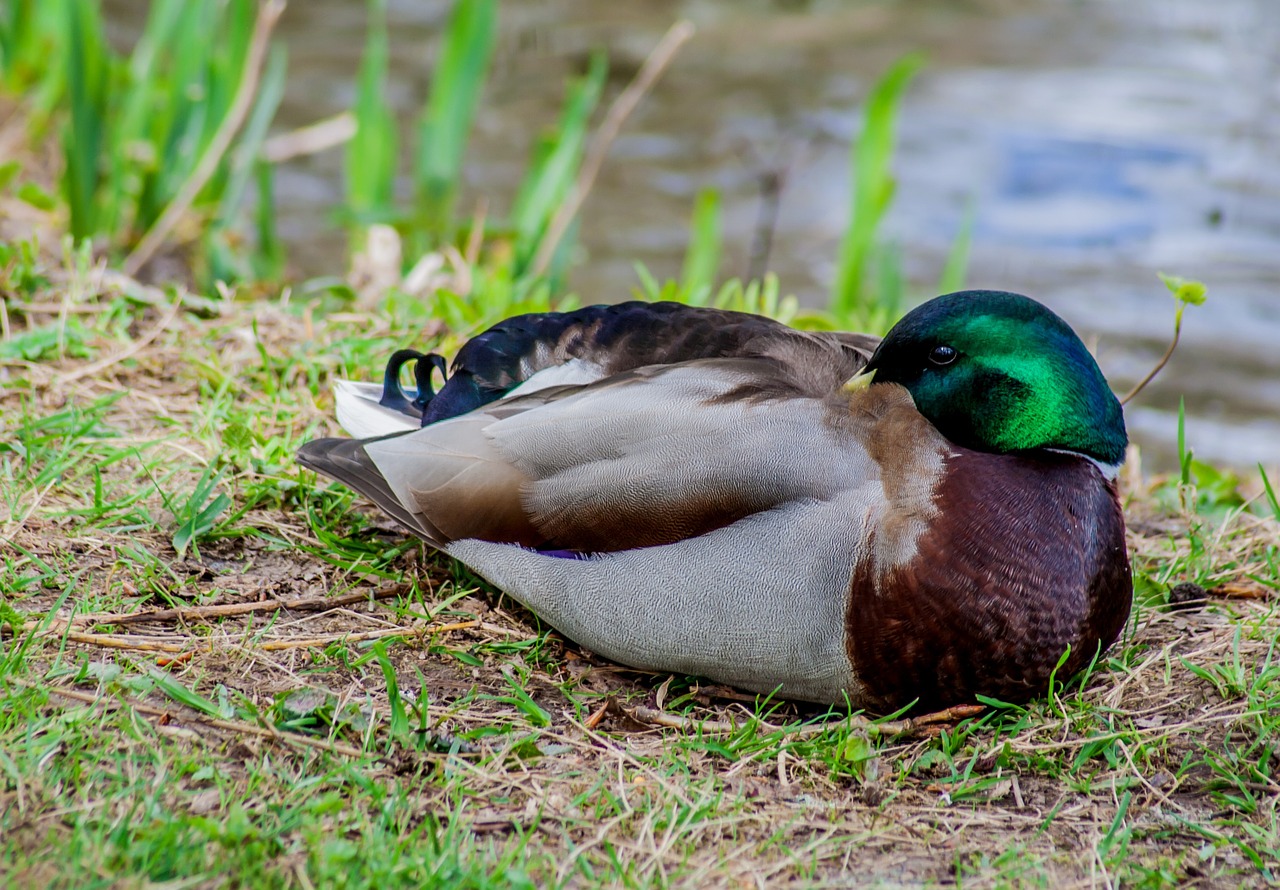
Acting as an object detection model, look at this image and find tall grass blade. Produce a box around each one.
[1178,397,1191,487]
[937,198,975,295]
[252,160,284,280]
[1258,465,1280,523]
[136,4,218,230]
[373,642,410,746]
[413,0,497,251]
[2,0,69,115]
[207,42,288,282]
[511,52,606,278]
[831,54,922,317]
[875,241,904,319]
[347,0,398,229]
[681,188,722,304]
[102,0,185,236]
[62,0,110,239]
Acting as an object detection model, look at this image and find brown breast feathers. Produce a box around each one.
[847,447,1132,713]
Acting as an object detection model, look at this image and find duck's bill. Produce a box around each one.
[842,369,876,393]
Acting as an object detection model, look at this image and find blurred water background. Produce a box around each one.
[106,0,1280,470]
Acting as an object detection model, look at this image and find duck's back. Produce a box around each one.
[420,301,880,424]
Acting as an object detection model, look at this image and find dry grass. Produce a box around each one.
[2,249,1279,888]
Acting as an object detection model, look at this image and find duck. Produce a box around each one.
[298,291,1132,713]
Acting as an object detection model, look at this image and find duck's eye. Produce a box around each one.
[928,345,958,366]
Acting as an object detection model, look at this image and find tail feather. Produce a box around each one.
[333,380,421,439]
[297,434,445,545]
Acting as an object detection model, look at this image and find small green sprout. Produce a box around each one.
[1119,273,1208,405]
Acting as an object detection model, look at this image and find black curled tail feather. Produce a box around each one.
[379,350,448,418]
[420,306,624,425]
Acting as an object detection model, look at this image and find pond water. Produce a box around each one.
[108,0,1280,471]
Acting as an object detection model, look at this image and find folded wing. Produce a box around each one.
[299,353,874,553]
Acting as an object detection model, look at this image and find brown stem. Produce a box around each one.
[1119,314,1182,406]
[529,20,696,279]
[122,0,286,278]
[40,684,369,758]
[622,702,983,739]
[49,585,409,631]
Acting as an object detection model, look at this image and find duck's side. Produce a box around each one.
[300,371,1130,709]
[432,382,940,706]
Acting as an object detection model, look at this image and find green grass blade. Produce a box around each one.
[252,160,284,280]
[830,54,922,317]
[346,0,398,226]
[0,1,68,122]
[134,2,218,230]
[213,43,288,228]
[62,0,110,239]
[372,643,410,746]
[1178,397,1191,486]
[101,0,186,235]
[149,670,231,720]
[511,52,606,279]
[1258,465,1280,523]
[171,465,231,557]
[937,197,975,295]
[681,188,722,303]
[413,0,497,247]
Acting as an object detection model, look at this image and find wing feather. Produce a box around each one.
[326,357,875,551]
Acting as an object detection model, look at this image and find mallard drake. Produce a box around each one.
[298,291,1132,712]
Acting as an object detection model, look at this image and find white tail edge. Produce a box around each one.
[334,379,419,439]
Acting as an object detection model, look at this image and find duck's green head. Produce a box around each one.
[864,290,1128,468]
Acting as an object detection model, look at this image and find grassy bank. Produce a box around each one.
[3,2,1280,887]
[1,236,1278,888]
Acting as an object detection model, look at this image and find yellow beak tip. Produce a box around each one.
[842,369,876,393]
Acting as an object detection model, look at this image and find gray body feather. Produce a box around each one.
[447,496,869,703]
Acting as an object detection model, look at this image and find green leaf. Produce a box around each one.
[150,670,232,719]
[171,465,231,556]
[1257,465,1280,523]
[0,160,21,192]
[16,180,57,211]
[62,0,110,238]
[414,0,497,245]
[372,642,410,745]
[1158,272,1207,305]
[346,0,397,222]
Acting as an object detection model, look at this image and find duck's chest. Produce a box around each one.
[847,450,1132,712]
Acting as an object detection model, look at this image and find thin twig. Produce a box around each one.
[260,111,356,163]
[529,20,696,278]
[52,293,184,384]
[41,685,369,759]
[52,585,410,631]
[122,0,286,277]
[32,620,479,654]
[1210,581,1273,600]
[622,703,984,740]
[746,168,784,282]
[257,619,478,651]
[61,632,187,653]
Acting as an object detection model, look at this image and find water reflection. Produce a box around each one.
[103,0,1280,469]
